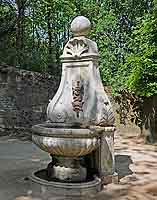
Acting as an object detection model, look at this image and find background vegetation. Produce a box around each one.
[0,0,156,142]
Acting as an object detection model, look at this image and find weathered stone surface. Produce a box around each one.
[0,65,59,138]
[70,16,91,36]
[29,173,101,198]
[32,16,116,185]
[47,18,115,126]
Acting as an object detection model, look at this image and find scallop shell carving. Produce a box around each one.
[65,38,89,58]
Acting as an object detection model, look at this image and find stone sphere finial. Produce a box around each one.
[71,16,91,36]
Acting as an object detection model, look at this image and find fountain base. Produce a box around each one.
[47,156,87,182]
[29,169,101,198]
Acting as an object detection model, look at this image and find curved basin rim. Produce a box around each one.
[30,170,101,188]
[32,123,101,138]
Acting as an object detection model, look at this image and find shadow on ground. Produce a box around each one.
[115,154,133,179]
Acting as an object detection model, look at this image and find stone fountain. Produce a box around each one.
[30,16,118,199]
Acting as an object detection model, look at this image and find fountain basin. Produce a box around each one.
[32,123,101,157]
[29,170,101,198]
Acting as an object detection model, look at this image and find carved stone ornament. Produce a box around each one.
[72,80,84,117]
[47,16,115,126]
[65,38,88,58]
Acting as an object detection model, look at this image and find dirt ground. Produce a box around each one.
[100,126,157,200]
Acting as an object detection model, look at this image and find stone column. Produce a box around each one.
[98,127,118,184]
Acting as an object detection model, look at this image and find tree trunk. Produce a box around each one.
[47,5,57,74]
[32,8,35,50]
[47,10,52,56]
[47,8,53,73]
[142,96,157,143]
[16,0,25,67]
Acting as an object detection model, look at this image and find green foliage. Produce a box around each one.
[0,2,16,65]
[0,0,155,97]
[91,0,156,136]
[95,0,156,98]
[0,0,77,73]
[125,13,156,96]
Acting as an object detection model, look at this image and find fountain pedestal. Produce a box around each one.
[51,156,87,182]
[30,16,118,198]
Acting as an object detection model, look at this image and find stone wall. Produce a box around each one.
[1,65,149,141]
[0,66,116,139]
[0,65,59,139]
